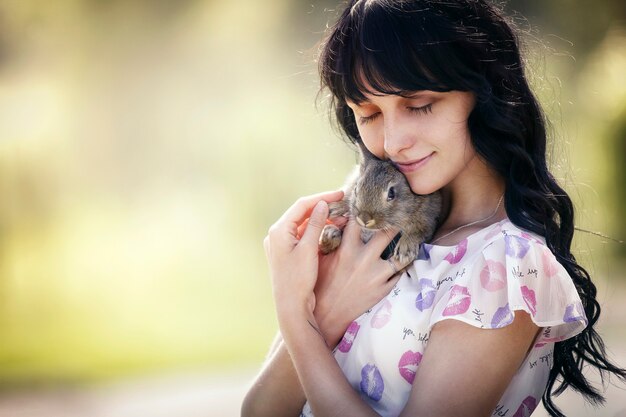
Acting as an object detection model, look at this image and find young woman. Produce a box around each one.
[241,1,626,416]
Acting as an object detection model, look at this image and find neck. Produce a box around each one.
[434,158,507,241]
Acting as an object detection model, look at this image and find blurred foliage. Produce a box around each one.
[0,0,624,388]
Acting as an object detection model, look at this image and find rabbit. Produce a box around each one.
[319,143,442,266]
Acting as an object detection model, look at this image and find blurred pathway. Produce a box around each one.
[0,368,253,417]
[1,279,626,417]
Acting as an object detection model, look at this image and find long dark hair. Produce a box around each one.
[317,0,626,415]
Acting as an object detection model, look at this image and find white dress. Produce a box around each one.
[301,218,587,417]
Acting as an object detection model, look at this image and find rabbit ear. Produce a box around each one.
[356,140,376,163]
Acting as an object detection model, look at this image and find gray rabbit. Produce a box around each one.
[320,144,442,265]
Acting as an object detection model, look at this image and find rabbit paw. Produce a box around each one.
[393,236,418,265]
[320,224,342,254]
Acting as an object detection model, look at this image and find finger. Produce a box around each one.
[278,190,344,227]
[364,227,401,256]
[300,200,329,246]
[268,190,344,248]
[341,218,363,246]
[263,235,270,256]
[296,218,309,239]
[384,270,403,288]
[375,256,410,280]
[297,217,339,239]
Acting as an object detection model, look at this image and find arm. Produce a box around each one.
[399,311,540,417]
[241,334,306,417]
[242,191,408,417]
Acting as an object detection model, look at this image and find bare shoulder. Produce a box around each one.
[400,311,540,417]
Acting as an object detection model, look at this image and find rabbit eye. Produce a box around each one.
[387,186,396,201]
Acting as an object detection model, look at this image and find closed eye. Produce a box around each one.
[358,112,380,125]
[407,103,433,115]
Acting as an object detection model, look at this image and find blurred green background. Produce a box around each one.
[0,0,624,391]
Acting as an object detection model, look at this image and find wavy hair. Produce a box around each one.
[317,0,626,415]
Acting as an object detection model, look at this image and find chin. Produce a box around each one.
[407,182,440,196]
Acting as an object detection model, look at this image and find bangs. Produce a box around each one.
[320,0,473,104]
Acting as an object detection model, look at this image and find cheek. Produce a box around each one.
[359,131,385,159]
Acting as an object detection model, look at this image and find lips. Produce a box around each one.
[521,285,537,316]
[541,246,559,278]
[480,260,506,292]
[398,350,423,384]
[491,303,514,328]
[360,364,385,402]
[371,299,393,329]
[393,153,434,173]
[442,285,471,316]
[513,395,537,417]
[337,321,361,353]
[415,279,436,311]
[444,239,467,264]
[563,301,586,324]
[505,235,531,259]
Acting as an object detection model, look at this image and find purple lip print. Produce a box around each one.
[398,350,422,384]
[360,364,384,402]
[505,235,531,259]
[337,321,360,353]
[513,395,537,417]
[521,285,537,316]
[491,303,514,328]
[415,279,436,311]
[563,301,586,324]
[541,246,559,278]
[442,285,471,316]
[371,299,393,329]
[444,239,467,264]
[480,260,506,292]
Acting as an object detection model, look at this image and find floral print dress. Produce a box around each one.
[301,218,587,417]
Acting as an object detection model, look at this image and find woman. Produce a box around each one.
[242,1,626,416]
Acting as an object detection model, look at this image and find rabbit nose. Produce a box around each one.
[357,213,376,228]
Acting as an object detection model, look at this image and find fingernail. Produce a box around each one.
[313,200,327,214]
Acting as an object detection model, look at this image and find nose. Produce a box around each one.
[383,115,415,158]
[356,212,376,228]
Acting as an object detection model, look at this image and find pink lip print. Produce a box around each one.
[480,260,507,292]
[491,303,514,328]
[415,279,436,311]
[541,246,559,278]
[513,395,537,417]
[371,299,393,329]
[442,285,471,316]
[505,235,531,259]
[360,364,384,402]
[398,350,422,384]
[521,285,537,316]
[444,239,467,264]
[337,321,361,353]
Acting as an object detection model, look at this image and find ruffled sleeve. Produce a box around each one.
[428,232,588,344]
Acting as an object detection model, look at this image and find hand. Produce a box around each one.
[264,191,344,320]
[314,220,411,346]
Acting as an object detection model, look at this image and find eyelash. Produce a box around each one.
[358,103,433,125]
